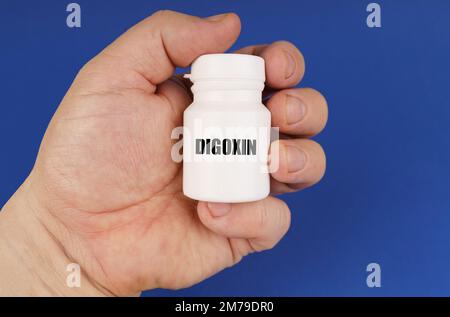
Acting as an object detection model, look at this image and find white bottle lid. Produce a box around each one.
[185,54,265,82]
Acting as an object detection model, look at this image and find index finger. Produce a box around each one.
[234,41,305,89]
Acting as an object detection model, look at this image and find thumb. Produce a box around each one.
[77,10,241,92]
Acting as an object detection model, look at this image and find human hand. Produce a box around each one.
[0,11,327,296]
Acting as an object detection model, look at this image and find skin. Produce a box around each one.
[0,11,327,296]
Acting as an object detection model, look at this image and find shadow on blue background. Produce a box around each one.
[1,0,449,296]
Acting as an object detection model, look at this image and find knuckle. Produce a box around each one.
[250,199,291,252]
[151,9,176,20]
[256,202,271,232]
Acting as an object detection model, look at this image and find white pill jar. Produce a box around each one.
[183,54,271,203]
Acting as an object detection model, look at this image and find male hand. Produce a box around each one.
[0,11,327,296]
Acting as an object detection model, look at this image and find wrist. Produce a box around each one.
[0,179,107,296]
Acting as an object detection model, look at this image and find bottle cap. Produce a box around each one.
[185,54,265,82]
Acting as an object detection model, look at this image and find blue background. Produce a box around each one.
[1,0,449,296]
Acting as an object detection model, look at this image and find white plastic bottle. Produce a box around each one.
[183,54,271,203]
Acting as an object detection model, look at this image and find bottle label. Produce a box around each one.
[195,138,257,156]
[174,111,280,174]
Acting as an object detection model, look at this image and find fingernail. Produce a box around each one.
[284,50,296,79]
[205,13,228,22]
[286,145,306,173]
[286,95,306,125]
[207,202,232,217]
